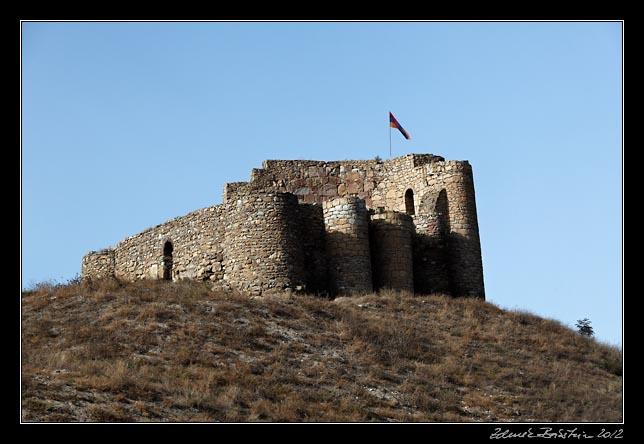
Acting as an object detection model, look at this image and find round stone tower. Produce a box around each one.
[443,161,485,298]
[369,210,414,292]
[81,249,115,280]
[323,196,372,295]
[224,190,306,295]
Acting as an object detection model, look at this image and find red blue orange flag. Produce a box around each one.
[389,112,411,140]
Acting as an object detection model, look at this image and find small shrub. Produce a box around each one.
[575,318,594,338]
[66,274,83,286]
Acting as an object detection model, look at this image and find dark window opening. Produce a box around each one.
[162,241,173,281]
[436,189,450,234]
[405,189,415,215]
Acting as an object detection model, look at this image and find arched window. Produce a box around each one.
[405,189,415,215]
[162,241,173,281]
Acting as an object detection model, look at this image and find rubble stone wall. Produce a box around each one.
[323,197,373,295]
[369,210,414,292]
[105,205,226,282]
[223,190,306,295]
[81,249,115,280]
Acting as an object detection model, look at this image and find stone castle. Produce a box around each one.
[82,154,485,299]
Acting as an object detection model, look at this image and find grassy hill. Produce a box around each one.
[21,279,622,422]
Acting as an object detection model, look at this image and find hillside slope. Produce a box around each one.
[21,280,622,422]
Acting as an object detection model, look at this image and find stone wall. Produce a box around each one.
[298,203,328,294]
[112,205,226,282]
[223,190,306,295]
[369,210,414,292]
[413,190,451,294]
[249,159,386,208]
[223,182,251,203]
[323,197,372,295]
[368,154,445,213]
[247,155,447,213]
[81,249,115,280]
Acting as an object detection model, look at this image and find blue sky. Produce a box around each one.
[21,21,622,346]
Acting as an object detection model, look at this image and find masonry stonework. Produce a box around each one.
[224,190,306,296]
[370,210,414,292]
[81,249,115,280]
[323,197,373,295]
[413,189,451,294]
[109,206,225,283]
[82,153,485,299]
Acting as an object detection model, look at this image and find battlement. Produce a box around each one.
[83,153,484,298]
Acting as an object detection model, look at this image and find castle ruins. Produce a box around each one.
[82,154,485,299]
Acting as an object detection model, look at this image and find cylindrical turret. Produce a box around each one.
[323,197,372,295]
[370,210,414,292]
[224,191,306,295]
[81,249,115,280]
[443,161,485,298]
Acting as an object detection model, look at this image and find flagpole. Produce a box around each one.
[389,120,392,158]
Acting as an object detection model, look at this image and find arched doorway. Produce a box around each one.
[162,241,173,281]
[405,189,415,215]
[413,189,451,295]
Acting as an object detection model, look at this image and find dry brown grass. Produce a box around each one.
[21,280,622,422]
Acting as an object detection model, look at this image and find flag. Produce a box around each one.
[389,112,411,140]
